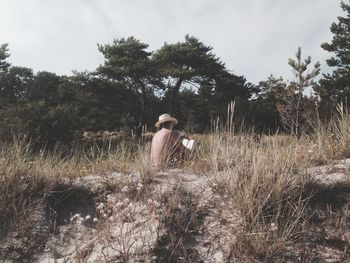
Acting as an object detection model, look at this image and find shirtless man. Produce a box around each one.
[150,113,186,168]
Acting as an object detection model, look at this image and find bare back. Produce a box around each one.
[150,128,185,167]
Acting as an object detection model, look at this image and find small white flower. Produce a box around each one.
[107,195,116,203]
[97,203,104,210]
[137,183,143,190]
[270,223,278,232]
[73,213,80,219]
[85,215,91,220]
[121,186,129,193]
[93,217,98,223]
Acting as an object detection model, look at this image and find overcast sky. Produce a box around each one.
[0,0,344,84]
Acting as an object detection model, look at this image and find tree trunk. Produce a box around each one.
[169,77,183,114]
[136,83,146,138]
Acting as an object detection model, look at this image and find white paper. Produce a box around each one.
[182,139,196,150]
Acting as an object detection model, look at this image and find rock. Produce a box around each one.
[308,159,350,187]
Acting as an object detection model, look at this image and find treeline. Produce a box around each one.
[0,35,254,146]
[1,1,350,146]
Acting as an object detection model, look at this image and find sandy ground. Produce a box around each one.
[1,159,350,262]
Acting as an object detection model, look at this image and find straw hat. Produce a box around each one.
[155,113,178,128]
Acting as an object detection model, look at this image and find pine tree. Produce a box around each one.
[153,35,227,114]
[0,44,11,104]
[0,44,11,71]
[251,75,285,132]
[276,48,320,135]
[316,1,350,114]
[97,37,160,136]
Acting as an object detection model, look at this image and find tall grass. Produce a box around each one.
[307,102,350,163]
[0,138,153,239]
[0,139,66,238]
[194,102,350,260]
[2,102,350,261]
[203,133,309,259]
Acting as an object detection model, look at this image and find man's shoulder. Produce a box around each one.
[153,129,168,138]
[153,129,180,137]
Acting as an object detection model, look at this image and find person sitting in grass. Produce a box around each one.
[150,113,187,168]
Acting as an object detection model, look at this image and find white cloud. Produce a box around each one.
[0,0,343,83]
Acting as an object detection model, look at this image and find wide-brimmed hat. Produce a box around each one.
[155,113,178,128]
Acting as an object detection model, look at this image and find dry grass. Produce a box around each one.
[306,103,350,164]
[0,138,156,241]
[153,185,202,262]
[186,103,350,261]
[202,133,309,260]
[2,103,350,261]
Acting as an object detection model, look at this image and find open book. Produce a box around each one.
[182,139,196,150]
